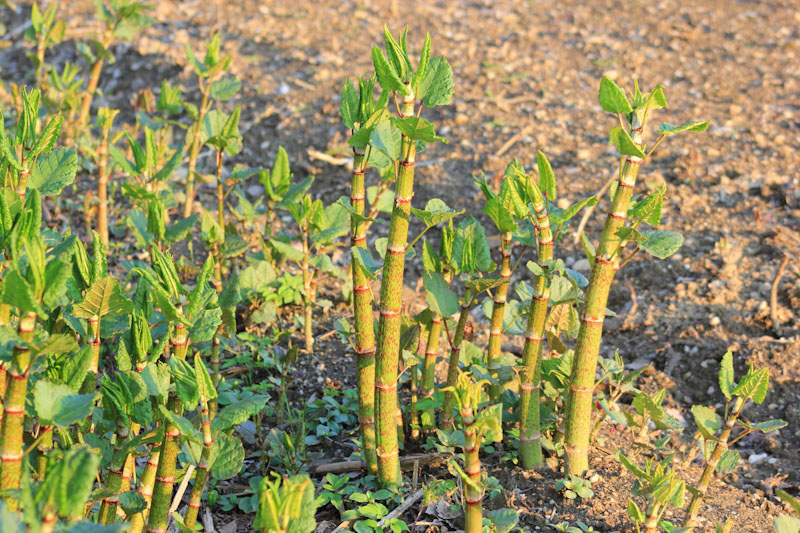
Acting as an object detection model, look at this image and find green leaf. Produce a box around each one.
[718,350,734,400]
[1,267,44,317]
[486,508,519,533]
[536,150,556,200]
[691,405,723,440]
[119,491,147,515]
[423,272,459,317]
[482,197,517,233]
[164,213,199,245]
[372,44,404,93]
[628,186,665,226]
[716,449,740,474]
[599,77,633,114]
[475,403,503,443]
[352,246,382,281]
[370,118,402,161]
[746,419,787,433]
[28,147,77,196]
[33,380,95,427]
[410,198,463,228]
[209,76,241,101]
[53,445,101,519]
[627,500,644,523]
[776,488,800,516]
[658,121,710,136]
[411,33,431,89]
[194,353,217,402]
[609,127,646,158]
[270,239,304,263]
[347,108,391,149]
[774,515,800,533]
[72,276,133,319]
[210,432,245,480]
[29,112,62,158]
[340,79,360,128]
[466,277,504,295]
[392,116,446,143]
[549,195,599,227]
[452,216,495,274]
[732,367,769,404]
[211,395,269,434]
[638,230,684,259]
[158,404,201,444]
[417,56,454,107]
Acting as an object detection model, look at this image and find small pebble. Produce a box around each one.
[748,452,768,464]
[709,315,721,326]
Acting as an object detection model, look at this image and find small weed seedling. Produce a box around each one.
[618,453,685,533]
[556,474,595,500]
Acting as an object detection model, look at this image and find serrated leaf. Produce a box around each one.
[1,268,45,317]
[599,77,633,114]
[29,112,62,158]
[209,76,241,101]
[410,198,462,228]
[211,395,269,434]
[210,432,245,480]
[370,118,402,161]
[372,44,404,93]
[482,197,517,233]
[28,147,77,196]
[486,508,518,533]
[609,127,646,158]
[732,367,769,404]
[747,419,787,433]
[423,272,459,317]
[549,195,598,227]
[475,403,503,442]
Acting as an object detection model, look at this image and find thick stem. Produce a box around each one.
[0,313,36,509]
[182,90,209,217]
[36,425,53,481]
[76,35,108,134]
[441,293,472,430]
[350,149,378,473]
[487,233,512,399]
[302,227,313,353]
[519,201,553,469]
[375,87,416,488]
[419,315,442,431]
[183,400,213,529]
[129,442,161,533]
[97,124,111,247]
[145,396,182,533]
[564,117,643,475]
[682,397,744,530]
[643,501,662,533]
[462,405,482,533]
[98,423,132,524]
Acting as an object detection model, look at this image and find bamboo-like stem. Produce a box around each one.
[182,87,210,217]
[419,315,442,431]
[487,232,512,399]
[375,86,416,488]
[183,394,214,529]
[76,30,112,134]
[349,147,378,473]
[519,194,553,469]
[461,401,482,533]
[564,114,644,475]
[301,224,313,353]
[210,335,221,419]
[0,312,37,509]
[98,422,132,524]
[643,501,662,533]
[441,290,472,430]
[129,442,161,533]
[36,425,53,481]
[682,397,745,530]
[97,119,112,247]
[145,317,188,533]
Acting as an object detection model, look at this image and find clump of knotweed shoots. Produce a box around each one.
[618,453,686,533]
[182,31,242,217]
[24,2,66,85]
[443,372,519,533]
[564,77,709,475]
[681,351,787,531]
[346,25,454,488]
[254,473,318,533]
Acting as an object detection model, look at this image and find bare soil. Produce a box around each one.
[1,0,798,531]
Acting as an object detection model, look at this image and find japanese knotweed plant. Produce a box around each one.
[182,31,241,217]
[346,26,453,487]
[618,453,686,533]
[682,352,787,531]
[72,0,152,137]
[774,489,800,533]
[254,473,318,533]
[24,1,66,85]
[564,78,709,474]
[443,371,520,533]
[272,181,349,353]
